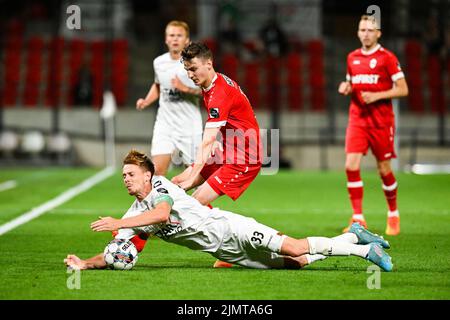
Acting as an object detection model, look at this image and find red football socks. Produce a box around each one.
[346,169,363,215]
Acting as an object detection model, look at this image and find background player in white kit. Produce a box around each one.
[64,150,393,272]
[136,21,203,176]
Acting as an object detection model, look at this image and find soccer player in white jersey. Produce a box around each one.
[64,150,393,271]
[136,21,203,176]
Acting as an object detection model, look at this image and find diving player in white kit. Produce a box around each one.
[64,150,393,271]
[136,21,202,176]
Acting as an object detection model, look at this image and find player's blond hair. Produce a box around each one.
[360,15,380,30]
[166,20,190,38]
[123,150,155,176]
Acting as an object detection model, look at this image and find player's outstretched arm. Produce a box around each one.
[64,253,107,270]
[91,202,171,232]
[178,127,220,191]
[136,83,160,110]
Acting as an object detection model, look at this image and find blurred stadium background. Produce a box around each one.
[1,0,450,301]
[0,0,448,171]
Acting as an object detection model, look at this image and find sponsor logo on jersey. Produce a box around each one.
[353,60,361,65]
[157,188,169,194]
[153,180,162,188]
[221,74,235,87]
[370,58,378,69]
[154,223,182,239]
[210,108,220,118]
[164,88,183,102]
[351,74,380,84]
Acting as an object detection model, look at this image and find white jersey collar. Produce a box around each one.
[203,73,218,92]
[361,44,381,55]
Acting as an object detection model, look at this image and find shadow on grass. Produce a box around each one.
[132,264,368,273]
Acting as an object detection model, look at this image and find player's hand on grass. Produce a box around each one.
[91,216,121,232]
[64,254,88,270]
[136,98,148,110]
[338,81,352,95]
[361,91,380,104]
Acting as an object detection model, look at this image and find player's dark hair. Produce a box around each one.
[181,42,213,62]
[123,150,155,178]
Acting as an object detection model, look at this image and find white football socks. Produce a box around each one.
[388,210,399,217]
[307,236,370,258]
[303,233,360,266]
[305,253,327,265]
[332,232,358,244]
[352,213,365,221]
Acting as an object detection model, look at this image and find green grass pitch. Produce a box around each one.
[0,167,449,300]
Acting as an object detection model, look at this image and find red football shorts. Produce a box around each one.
[200,163,261,201]
[345,125,396,161]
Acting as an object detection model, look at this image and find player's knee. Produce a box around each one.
[281,237,308,257]
[192,192,209,206]
[345,161,360,171]
[345,154,362,171]
[377,161,391,176]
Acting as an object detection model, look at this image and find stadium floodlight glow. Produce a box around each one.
[0,131,20,152]
[411,164,450,175]
[21,130,46,154]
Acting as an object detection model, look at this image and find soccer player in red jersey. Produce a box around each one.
[172,42,261,204]
[172,42,262,266]
[338,15,409,236]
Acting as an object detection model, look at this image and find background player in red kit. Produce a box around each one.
[172,42,262,207]
[338,15,409,235]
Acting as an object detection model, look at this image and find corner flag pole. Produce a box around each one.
[100,91,117,168]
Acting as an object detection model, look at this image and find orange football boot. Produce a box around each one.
[385,216,400,236]
[343,218,367,233]
[213,260,233,268]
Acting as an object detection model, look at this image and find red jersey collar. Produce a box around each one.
[361,44,381,55]
[203,73,218,92]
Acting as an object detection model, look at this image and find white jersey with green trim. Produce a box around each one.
[153,52,202,137]
[116,176,226,253]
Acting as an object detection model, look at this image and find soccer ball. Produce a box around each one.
[103,239,138,270]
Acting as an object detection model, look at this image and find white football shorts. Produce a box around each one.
[213,211,288,269]
[151,127,201,165]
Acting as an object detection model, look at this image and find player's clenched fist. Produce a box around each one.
[136,98,148,110]
[338,81,352,96]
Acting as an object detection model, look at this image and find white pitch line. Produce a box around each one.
[0,167,115,236]
[0,180,17,192]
